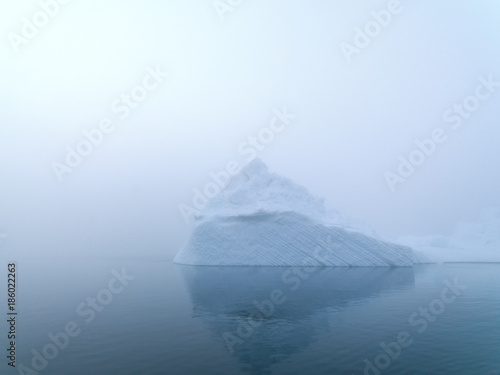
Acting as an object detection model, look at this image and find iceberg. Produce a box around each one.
[397,207,500,263]
[174,158,415,266]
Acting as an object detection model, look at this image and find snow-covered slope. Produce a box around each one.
[174,158,415,266]
[397,208,500,263]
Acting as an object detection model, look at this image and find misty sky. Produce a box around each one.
[1,0,500,259]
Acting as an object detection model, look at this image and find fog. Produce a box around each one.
[1,0,500,260]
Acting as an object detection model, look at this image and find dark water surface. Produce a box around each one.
[5,260,500,374]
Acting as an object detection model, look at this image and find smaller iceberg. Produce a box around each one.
[174,159,415,267]
[397,208,500,263]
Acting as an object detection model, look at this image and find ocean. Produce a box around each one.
[6,259,500,375]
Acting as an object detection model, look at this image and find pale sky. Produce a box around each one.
[1,0,500,259]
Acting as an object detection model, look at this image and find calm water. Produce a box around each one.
[5,259,500,374]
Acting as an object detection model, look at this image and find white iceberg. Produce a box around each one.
[174,158,415,266]
[397,207,500,263]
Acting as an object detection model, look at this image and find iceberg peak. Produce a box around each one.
[239,157,269,176]
[200,158,326,220]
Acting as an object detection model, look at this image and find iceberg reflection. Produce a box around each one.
[179,265,414,374]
